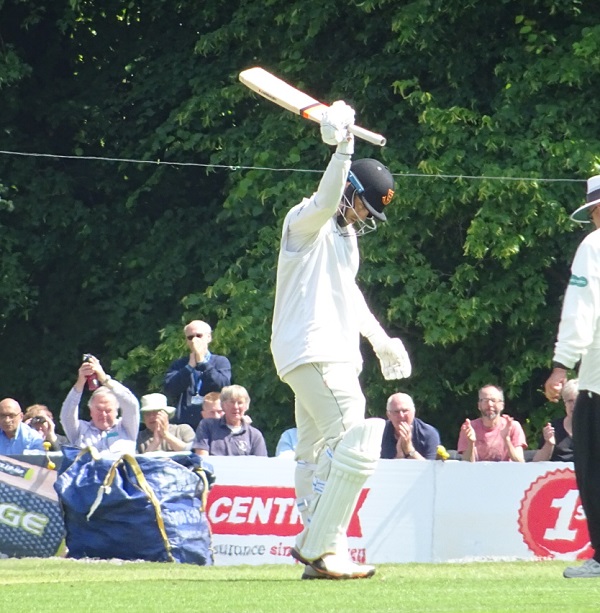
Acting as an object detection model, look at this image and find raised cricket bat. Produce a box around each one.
[239,67,386,147]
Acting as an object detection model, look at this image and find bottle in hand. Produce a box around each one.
[82,353,100,390]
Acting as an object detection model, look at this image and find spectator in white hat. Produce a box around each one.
[136,393,195,453]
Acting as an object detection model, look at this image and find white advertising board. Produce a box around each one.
[205,457,590,566]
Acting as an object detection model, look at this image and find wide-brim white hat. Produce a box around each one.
[140,393,175,417]
[571,175,600,223]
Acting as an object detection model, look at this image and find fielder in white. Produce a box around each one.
[270,101,411,579]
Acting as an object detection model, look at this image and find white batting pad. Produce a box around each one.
[294,460,316,526]
[297,418,385,560]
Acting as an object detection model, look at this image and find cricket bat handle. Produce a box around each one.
[348,124,386,147]
[299,103,386,146]
[300,106,386,147]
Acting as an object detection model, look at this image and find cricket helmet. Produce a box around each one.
[348,158,395,222]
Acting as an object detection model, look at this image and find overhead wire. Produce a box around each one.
[0,149,586,183]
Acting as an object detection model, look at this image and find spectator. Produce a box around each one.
[164,320,232,431]
[24,404,68,451]
[533,379,578,462]
[195,391,251,438]
[381,393,440,460]
[275,427,298,459]
[192,384,267,457]
[137,393,195,453]
[60,354,140,455]
[0,398,45,454]
[201,391,224,420]
[458,384,527,462]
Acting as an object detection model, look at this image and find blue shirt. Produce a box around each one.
[380,418,440,460]
[0,423,45,455]
[275,427,298,457]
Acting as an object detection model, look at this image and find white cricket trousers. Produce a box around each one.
[283,361,366,546]
[282,362,366,465]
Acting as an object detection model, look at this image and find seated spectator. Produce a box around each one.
[60,354,140,455]
[201,391,224,420]
[137,393,195,453]
[195,391,252,437]
[533,378,578,462]
[275,427,298,459]
[163,320,232,431]
[381,393,440,460]
[193,384,267,456]
[24,404,69,451]
[0,398,45,454]
[458,384,527,462]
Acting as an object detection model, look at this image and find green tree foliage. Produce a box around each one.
[0,0,599,452]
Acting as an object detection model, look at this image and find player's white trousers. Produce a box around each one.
[284,362,366,463]
[283,362,368,557]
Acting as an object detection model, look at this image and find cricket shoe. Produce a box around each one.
[301,565,332,580]
[291,547,375,580]
[300,564,361,581]
[563,558,600,578]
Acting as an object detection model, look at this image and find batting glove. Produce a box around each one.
[374,337,412,380]
[320,101,355,152]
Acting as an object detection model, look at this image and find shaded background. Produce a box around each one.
[1,0,599,452]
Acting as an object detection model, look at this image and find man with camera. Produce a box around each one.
[24,404,68,451]
[60,354,140,455]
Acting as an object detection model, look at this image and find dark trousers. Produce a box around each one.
[573,391,600,555]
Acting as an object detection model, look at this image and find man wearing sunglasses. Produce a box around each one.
[271,101,411,580]
[0,398,45,454]
[163,320,232,431]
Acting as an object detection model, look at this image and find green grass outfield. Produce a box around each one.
[2,558,600,613]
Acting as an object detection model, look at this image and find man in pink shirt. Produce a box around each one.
[458,384,527,462]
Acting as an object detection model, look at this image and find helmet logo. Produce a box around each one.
[382,189,394,206]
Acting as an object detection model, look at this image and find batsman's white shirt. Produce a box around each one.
[554,227,600,395]
[271,152,384,379]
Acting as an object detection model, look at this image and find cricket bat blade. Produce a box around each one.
[239,67,386,147]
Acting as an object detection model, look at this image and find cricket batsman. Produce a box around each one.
[270,100,411,579]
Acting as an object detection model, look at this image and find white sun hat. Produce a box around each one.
[571,175,600,223]
[139,393,176,417]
